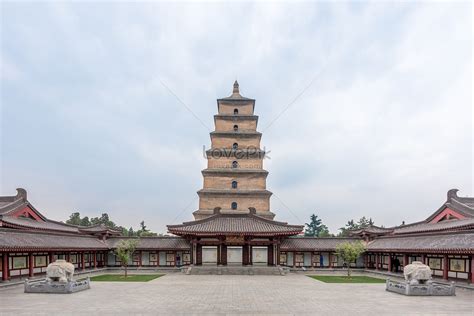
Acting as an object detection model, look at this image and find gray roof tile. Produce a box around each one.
[281,237,362,251]
[106,237,190,250]
[367,232,474,253]
[0,229,108,251]
[168,214,303,236]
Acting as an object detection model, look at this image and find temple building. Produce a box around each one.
[0,82,473,283]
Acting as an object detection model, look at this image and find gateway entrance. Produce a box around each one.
[202,246,217,264]
[227,246,243,264]
[252,246,268,265]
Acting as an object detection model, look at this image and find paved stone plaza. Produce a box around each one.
[0,274,472,315]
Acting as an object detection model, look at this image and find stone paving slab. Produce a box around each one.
[0,274,472,315]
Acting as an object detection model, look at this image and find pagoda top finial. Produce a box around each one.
[233,80,239,94]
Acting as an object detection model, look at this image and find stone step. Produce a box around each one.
[185,265,288,276]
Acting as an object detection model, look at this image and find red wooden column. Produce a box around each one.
[2,253,9,281]
[388,255,392,272]
[292,252,296,268]
[28,253,34,277]
[103,251,108,267]
[276,244,281,266]
[249,246,252,265]
[363,254,368,269]
[81,252,85,271]
[48,252,54,264]
[328,253,333,268]
[470,255,474,284]
[443,254,449,280]
[403,254,409,267]
[375,253,379,270]
[93,251,97,269]
[217,245,221,265]
[421,254,426,264]
[65,253,70,263]
[138,251,142,267]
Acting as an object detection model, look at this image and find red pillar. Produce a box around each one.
[28,253,34,277]
[249,246,252,265]
[328,253,333,268]
[48,252,54,264]
[443,255,449,280]
[470,255,474,284]
[81,252,85,271]
[375,253,379,270]
[65,253,70,263]
[388,255,392,272]
[363,254,368,269]
[276,245,281,266]
[138,251,142,267]
[292,252,296,268]
[403,254,409,267]
[421,254,426,264]
[2,253,9,281]
[104,251,108,267]
[93,251,97,269]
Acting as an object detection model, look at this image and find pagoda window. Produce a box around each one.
[232,143,238,150]
[234,109,238,115]
[231,202,237,210]
[232,161,238,168]
[233,125,238,131]
[232,181,237,189]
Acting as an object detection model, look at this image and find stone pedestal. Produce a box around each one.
[24,277,91,294]
[386,279,455,296]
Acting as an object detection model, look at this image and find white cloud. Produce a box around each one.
[1,2,471,233]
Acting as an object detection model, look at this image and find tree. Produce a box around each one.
[318,229,333,237]
[304,214,330,237]
[115,239,139,278]
[80,216,90,226]
[66,212,82,225]
[357,216,374,229]
[338,217,376,237]
[335,241,366,278]
[140,220,147,232]
[90,213,117,228]
[64,213,159,236]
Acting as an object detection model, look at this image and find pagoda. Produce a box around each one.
[168,82,303,266]
[193,81,275,220]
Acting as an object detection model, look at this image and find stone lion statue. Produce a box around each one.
[404,261,432,284]
[46,259,75,283]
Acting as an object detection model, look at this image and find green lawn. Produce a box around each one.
[309,275,386,283]
[90,274,163,282]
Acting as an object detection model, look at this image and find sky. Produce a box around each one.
[0,1,472,234]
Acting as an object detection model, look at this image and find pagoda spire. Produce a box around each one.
[233,80,239,94]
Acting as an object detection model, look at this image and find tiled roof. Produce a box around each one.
[197,189,272,196]
[1,216,80,233]
[107,237,190,250]
[367,232,474,253]
[281,237,362,251]
[349,225,393,235]
[202,169,268,175]
[392,218,474,235]
[168,214,303,236]
[425,189,474,222]
[0,229,108,251]
[79,224,122,234]
[0,189,31,215]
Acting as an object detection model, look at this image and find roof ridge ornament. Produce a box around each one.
[447,188,459,201]
[16,188,27,201]
[233,80,239,94]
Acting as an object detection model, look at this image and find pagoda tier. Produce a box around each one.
[193,81,274,220]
